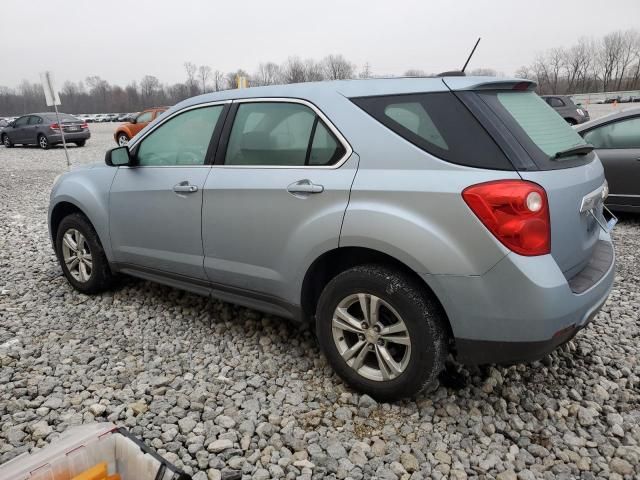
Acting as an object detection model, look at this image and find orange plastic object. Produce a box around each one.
[70,462,108,480]
[106,475,121,480]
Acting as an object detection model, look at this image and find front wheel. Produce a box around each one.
[38,134,50,149]
[117,133,129,146]
[55,213,115,294]
[316,265,448,401]
[2,134,14,148]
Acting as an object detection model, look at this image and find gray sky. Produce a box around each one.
[2,0,639,88]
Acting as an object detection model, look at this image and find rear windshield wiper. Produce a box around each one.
[553,144,594,160]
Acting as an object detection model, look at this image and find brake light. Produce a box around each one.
[81,122,88,129]
[50,123,60,131]
[462,180,550,256]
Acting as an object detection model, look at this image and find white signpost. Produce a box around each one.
[40,71,70,168]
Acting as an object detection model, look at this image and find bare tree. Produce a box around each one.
[283,57,307,83]
[198,65,212,93]
[322,54,355,80]
[212,70,224,91]
[184,62,199,96]
[305,59,325,81]
[404,69,426,77]
[254,62,282,86]
[359,62,372,79]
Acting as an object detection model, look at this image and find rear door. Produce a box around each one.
[580,115,640,209]
[202,99,357,304]
[26,115,43,144]
[109,103,227,280]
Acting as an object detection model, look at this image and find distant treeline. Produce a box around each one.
[516,29,640,95]
[2,28,639,115]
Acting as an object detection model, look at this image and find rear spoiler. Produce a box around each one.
[443,78,537,92]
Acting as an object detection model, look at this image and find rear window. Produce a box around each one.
[473,90,593,170]
[351,92,513,170]
[496,92,585,156]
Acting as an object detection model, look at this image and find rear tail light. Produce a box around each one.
[50,123,60,131]
[462,180,550,256]
[81,122,88,129]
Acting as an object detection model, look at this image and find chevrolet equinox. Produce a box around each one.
[49,77,616,400]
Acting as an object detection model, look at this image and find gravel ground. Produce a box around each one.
[1,124,639,480]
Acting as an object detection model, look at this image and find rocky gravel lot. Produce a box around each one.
[1,124,639,480]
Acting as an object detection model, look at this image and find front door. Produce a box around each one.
[10,115,30,143]
[202,100,357,305]
[109,103,227,279]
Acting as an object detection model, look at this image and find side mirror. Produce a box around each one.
[105,146,132,167]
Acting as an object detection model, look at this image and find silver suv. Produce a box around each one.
[49,77,615,401]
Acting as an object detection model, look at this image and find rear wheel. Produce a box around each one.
[75,140,86,147]
[565,118,577,125]
[316,265,448,401]
[55,213,115,294]
[38,134,50,150]
[117,133,129,146]
[2,134,13,148]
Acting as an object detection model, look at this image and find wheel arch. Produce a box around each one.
[49,201,93,246]
[300,246,454,341]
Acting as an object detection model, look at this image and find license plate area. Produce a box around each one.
[579,184,617,233]
[589,204,617,233]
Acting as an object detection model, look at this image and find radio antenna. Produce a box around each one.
[461,37,481,73]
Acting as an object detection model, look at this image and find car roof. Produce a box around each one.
[575,106,640,132]
[173,76,532,110]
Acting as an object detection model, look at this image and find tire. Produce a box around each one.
[55,213,115,294]
[117,133,129,146]
[38,134,50,150]
[2,134,13,148]
[316,265,448,401]
[75,140,86,147]
[565,118,577,125]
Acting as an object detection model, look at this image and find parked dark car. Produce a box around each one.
[542,95,590,124]
[575,107,640,212]
[2,113,90,149]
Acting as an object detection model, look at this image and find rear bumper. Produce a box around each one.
[424,231,615,365]
[49,131,91,143]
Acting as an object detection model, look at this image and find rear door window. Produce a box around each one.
[583,117,640,149]
[224,102,346,167]
[352,92,513,170]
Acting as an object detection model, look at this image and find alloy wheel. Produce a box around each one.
[39,136,48,149]
[332,293,411,381]
[61,228,93,283]
[118,135,129,146]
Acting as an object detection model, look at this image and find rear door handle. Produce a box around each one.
[173,181,198,193]
[287,179,324,194]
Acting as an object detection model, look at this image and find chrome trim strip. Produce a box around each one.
[127,100,232,150]
[608,193,640,198]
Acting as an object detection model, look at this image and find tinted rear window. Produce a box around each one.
[351,92,513,170]
[496,92,585,156]
[475,91,594,170]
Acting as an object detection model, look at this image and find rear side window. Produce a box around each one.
[352,92,513,170]
[583,117,640,149]
[136,111,153,123]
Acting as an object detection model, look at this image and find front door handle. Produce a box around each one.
[173,181,198,193]
[287,179,324,195]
